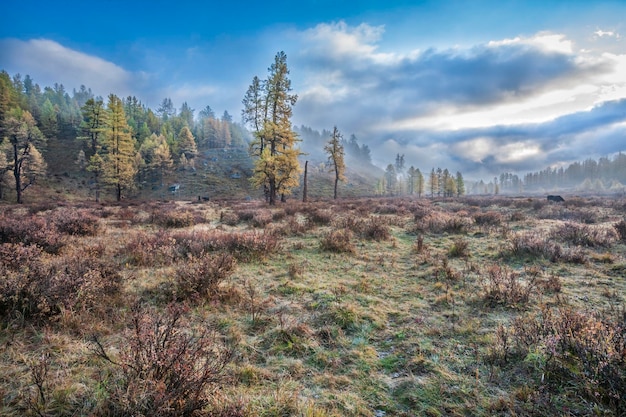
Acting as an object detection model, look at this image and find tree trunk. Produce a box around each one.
[302,160,308,203]
[13,143,23,204]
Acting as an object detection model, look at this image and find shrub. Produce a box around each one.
[220,211,240,226]
[92,304,235,417]
[122,230,177,266]
[173,230,281,263]
[473,211,503,231]
[151,207,195,228]
[482,264,538,308]
[614,219,626,242]
[448,238,470,258]
[551,221,617,248]
[0,214,64,254]
[361,218,391,241]
[508,232,562,262]
[509,308,626,415]
[308,209,334,226]
[175,253,237,300]
[51,208,101,236]
[0,244,122,320]
[320,228,355,253]
[251,209,273,228]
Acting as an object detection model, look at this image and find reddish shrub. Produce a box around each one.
[122,230,177,266]
[175,253,237,300]
[320,228,355,253]
[51,208,101,236]
[92,304,235,417]
[0,214,64,253]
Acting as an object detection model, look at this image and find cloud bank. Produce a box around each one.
[293,22,626,178]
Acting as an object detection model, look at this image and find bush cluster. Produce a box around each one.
[551,221,616,248]
[175,253,237,300]
[482,264,538,308]
[92,304,235,417]
[0,214,64,253]
[508,308,626,415]
[0,243,122,320]
[151,207,195,228]
[320,228,355,253]
[50,208,101,236]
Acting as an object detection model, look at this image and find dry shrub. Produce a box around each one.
[482,264,538,308]
[122,230,177,266]
[510,308,626,415]
[614,219,626,242]
[551,221,617,248]
[251,209,273,228]
[308,209,334,226]
[51,208,101,236]
[473,211,503,231]
[508,231,563,262]
[0,243,122,320]
[220,211,240,226]
[0,214,64,253]
[234,209,256,223]
[320,228,355,253]
[448,237,470,258]
[416,212,472,234]
[272,209,287,222]
[361,218,391,241]
[173,230,281,262]
[174,253,237,300]
[92,304,235,417]
[151,206,194,228]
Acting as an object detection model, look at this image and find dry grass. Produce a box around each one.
[1,195,625,416]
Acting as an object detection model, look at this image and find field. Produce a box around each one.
[0,195,625,416]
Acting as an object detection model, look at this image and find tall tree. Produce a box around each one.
[242,76,266,153]
[177,126,197,160]
[103,94,137,201]
[416,168,424,197]
[429,168,438,198]
[79,98,107,201]
[2,109,47,203]
[245,52,301,204]
[385,164,397,195]
[456,171,465,197]
[324,126,346,199]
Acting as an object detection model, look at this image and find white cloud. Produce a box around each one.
[594,30,620,39]
[488,32,574,54]
[0,38,141,97]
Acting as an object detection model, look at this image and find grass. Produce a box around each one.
[0,195,625,416]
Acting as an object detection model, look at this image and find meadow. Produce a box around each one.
[0,195,624,416]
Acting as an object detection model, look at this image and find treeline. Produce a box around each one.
[488,153,626,194]
[380,154,465,198]
[0,71,249,202]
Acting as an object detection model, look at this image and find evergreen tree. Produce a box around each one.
[245,52,301,204]
[456,171,465,196]
[429,168,438,198]
[385,164,397,195]
[177,126,197,160]
[324,126,346,199]
[79,98,107,201]
[103,94,137,201]
[416,168,424,197]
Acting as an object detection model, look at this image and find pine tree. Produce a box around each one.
[79,98,107,201]
[429,168,438,198]
[324,126,346,199]
[385,164,397,195]
[103,94,137,201]
[416,168,425,197]
[456,171,465,196]
[177,126,197,160]
[245,52,301,204]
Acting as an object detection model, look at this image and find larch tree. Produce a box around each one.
[385,164,397,195]
[416,168,425,197]
[324,126,346,199]
[456,171,465,196]
[429,168,438,198]
[177,126,197,160]
[79,98,107,202]
[103,94,137,201]
[2,109,47,203]
[245,52,301,204]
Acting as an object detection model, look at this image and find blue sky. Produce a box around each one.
[2,0,626,180]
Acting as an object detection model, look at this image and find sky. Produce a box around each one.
[2,0,626,180]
